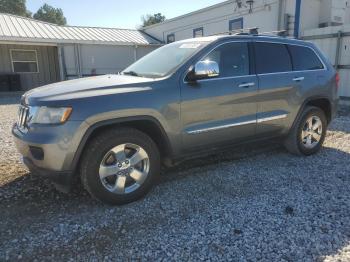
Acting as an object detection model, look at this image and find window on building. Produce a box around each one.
[229,18,243,32]
[199,42,249,78]
[11,50,38,73]
[167,34,175,44]
[287,45,324,71]
[254,42,292,74]
[193,27,204,38]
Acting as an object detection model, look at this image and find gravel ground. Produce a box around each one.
[0,96,350,261]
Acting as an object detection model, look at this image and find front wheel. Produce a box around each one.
[80,128,160,205]
[284,106,327,156]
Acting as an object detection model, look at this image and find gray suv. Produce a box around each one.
[13,34,339,205]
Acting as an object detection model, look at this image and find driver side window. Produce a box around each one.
[200,42,250,78]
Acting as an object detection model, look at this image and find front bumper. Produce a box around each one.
[22,157,73,191]
[12,120,88,184]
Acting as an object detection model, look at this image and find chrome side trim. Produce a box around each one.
[190,74,253,83]
[187,114,288,134]
[257,114,288,123]
[187,119,256,135]
[257,69,325,77]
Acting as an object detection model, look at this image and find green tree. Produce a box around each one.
[0,0,31,17]
[33,3,67,25]
[141,13,165,27]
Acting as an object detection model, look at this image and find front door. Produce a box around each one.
[180,41,258,152]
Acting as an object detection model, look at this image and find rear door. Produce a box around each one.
[180,41,258,151]
[254,41,296,136]
[287,43,326,96]
[254,41,326,137]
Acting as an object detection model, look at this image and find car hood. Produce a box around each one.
[24,74,155,104]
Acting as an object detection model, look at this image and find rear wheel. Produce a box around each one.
[284,106,327,156]
[80,128,160,205]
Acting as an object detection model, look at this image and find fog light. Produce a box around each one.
[29,146,44,160]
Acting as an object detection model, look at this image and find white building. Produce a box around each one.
[144,0,350,42]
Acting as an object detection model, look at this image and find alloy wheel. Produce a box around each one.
[301,116,323,149]
[99,143,150,194]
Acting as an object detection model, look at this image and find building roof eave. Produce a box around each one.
[0,36,163,46]
[0,13,162,45]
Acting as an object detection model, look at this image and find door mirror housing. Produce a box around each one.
[186,60,220,82]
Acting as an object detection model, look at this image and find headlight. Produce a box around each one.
[30,106,73,124]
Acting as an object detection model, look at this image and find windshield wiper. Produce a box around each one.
[123,71,139,77]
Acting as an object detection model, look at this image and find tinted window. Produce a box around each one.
[288,45,324,71]
[200,42,249,78]
[254,42,292,74]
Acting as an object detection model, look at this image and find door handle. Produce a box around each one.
[293,77,305,82]
[238,82,255,88]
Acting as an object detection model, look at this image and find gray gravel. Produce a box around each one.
[0,96,350,261]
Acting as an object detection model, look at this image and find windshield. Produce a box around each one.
[122,41,208,78]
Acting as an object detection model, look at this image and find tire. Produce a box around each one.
[284,106,327,156]
[80,128,160,205]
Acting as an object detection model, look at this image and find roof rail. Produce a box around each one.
[209,28,292,38]
[259,30,289,37]
[210,27,259,36]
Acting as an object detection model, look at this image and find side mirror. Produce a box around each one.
[195,60,220,79]
[186,60,220,82]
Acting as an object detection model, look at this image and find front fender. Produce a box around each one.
[85,108,172,133]
[69,114,176,172]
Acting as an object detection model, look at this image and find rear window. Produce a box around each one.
[254,42,292,74]
[288,45,324,71]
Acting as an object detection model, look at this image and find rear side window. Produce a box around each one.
[288,45,324,71]
[254,42,292,74]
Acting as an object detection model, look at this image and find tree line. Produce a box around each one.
[0,0,67,25]
[0,0,166,27]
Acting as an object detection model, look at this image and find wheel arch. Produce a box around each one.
[292,96,333,131]
[305,98,332,124]
[70,116,173,173]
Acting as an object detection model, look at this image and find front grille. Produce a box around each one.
[17,105,29,130]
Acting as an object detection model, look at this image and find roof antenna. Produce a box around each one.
[246,0,255,13]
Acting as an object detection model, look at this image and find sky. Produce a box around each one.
[26,0,224,29]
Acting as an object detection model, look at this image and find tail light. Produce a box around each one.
[335,72,340,91]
